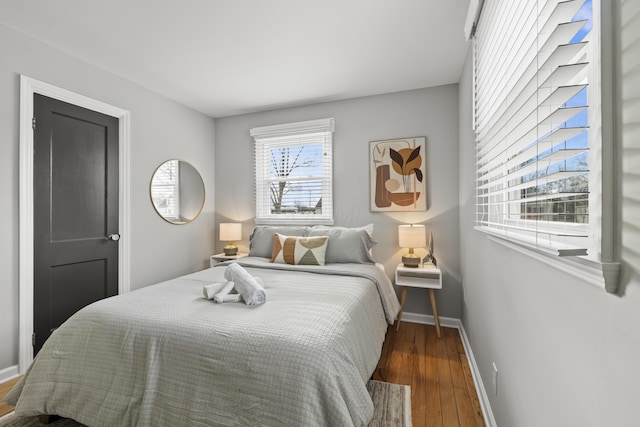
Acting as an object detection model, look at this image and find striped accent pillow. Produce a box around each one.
[270,233,329,266]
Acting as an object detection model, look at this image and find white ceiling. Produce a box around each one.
[0,0,470,118]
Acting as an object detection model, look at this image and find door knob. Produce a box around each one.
[107,234,121,241]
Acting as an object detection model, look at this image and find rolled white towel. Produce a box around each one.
[213,281,235,304]
[202,282,227,300]
[224,263,266,306]
[217,293,241,303]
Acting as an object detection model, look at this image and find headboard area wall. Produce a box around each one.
[214,86,462,319]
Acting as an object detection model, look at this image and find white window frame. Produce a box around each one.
[251,118,334,225]
[466,0,620,292]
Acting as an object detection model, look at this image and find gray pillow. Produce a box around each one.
[306,225,376,264]
[249,226,310,258]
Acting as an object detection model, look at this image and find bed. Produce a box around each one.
[6,228,401,427]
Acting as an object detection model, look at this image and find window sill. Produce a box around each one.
[479,230,620,293]
[255,217,334,226]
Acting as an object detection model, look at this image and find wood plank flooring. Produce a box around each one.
[0,375,20,417]
[0,323,486,426]
[373,322,486,427]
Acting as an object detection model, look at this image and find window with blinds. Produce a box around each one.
[251,118,334,225]
[474,0,596,257]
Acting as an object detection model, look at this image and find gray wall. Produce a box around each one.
[457,1,640,425]
[215,86,461,318]
[0,25,216,372]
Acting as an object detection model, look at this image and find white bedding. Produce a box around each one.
[6,259,400,426]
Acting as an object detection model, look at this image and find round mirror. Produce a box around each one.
[150,160,205,224]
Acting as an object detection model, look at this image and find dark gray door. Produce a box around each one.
[33,94,119,355]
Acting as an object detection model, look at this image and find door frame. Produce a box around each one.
[18,76,131,373]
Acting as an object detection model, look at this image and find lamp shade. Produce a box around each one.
[219,223,241,241]
[398,224,426,249]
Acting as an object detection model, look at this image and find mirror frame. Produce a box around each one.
[149,159,205,225]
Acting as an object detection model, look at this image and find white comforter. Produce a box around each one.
[6,259,400,426]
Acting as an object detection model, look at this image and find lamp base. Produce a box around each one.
[223,243,238,256]
[402,253,420,268]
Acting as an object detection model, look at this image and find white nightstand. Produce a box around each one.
[210,252,248,267]
[394,263,442,337]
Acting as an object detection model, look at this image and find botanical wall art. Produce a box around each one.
[370,137,426,211]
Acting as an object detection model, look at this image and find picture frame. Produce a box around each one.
[370,137,427,212]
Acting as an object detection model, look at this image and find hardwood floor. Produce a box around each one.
[373,322,486,427]
[0,323,485,426]
[0,375,20,418]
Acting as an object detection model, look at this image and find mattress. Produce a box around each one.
[6,258,400,426]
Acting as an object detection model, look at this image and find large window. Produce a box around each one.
[251,118,334,225]
[470,0,620,290]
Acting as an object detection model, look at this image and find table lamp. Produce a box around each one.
[220,223,241,256]
[398,224,426,268]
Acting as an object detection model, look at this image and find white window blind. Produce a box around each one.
[474,0,595,257]
[251,118,334,225]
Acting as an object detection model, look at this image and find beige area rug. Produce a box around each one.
[0,380,411,427]
[367,380,412,427]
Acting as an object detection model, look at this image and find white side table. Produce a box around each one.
[210,252,248,267]
[394,263,442,337]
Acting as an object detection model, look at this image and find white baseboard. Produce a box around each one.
[400,311,460,328]
[0,365,19,383]
[456,320,498,427]
[402,312,497,427]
